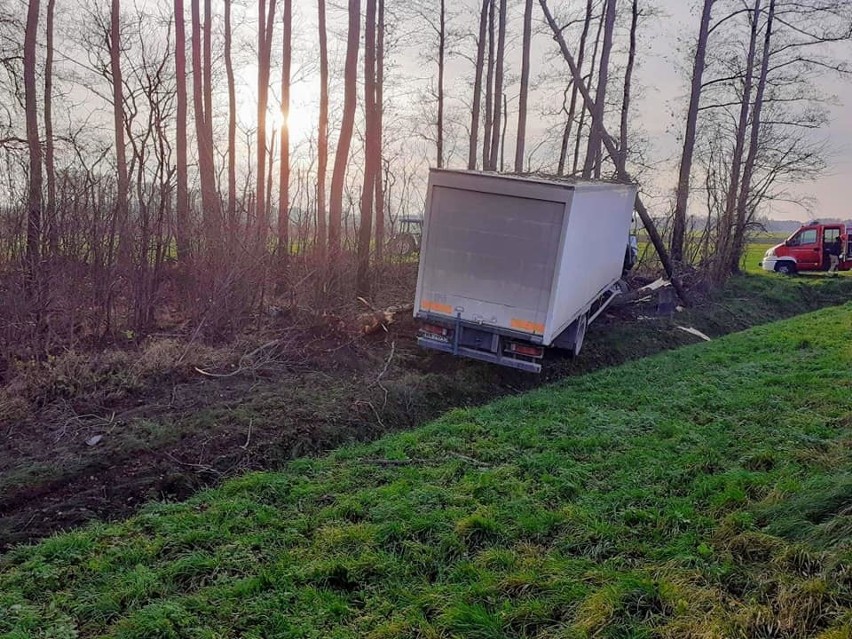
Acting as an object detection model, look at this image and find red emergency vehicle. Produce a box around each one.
[760,222,850,274]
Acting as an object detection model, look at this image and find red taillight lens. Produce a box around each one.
[421,323,449,336]
[507,343,544,358]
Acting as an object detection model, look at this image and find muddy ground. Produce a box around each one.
[2,272,851,551]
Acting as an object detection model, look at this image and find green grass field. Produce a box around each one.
[2,305,851,638]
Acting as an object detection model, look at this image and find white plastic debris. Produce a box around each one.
[676,326,712,342]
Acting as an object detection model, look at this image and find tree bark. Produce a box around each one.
[24,0,42,269]
[583,0,616,178]
[357,0,378,297]
[515,0,533,173]
[468,0,489,170]
[540,0,686,303]
[278,0,292,259]
[256,0,276,250]
[110,0,129,263]
[316,0,329,259]
[224,0,237,234]
[328,0,360,255]
[573,4,605,175]
[44,0,56,255]
[731,0,775,273]
[436,0,445,168]
[483,0,495,169]
[557,0,593,176]
[488,0,507,171]
[374,0,385,261]
[671,0,714,264]
[175,0,191,262]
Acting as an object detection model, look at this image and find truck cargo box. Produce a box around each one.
[414,170,637,367]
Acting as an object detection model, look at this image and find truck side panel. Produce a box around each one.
[544,183,637,343]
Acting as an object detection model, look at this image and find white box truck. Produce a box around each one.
[414,169,638,373]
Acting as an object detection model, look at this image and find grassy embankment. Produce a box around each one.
[1,303,850,637]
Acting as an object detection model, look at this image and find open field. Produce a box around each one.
[1,304,850,637]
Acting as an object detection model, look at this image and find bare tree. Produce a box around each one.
[278,0,292,259]
[483,0,495,168]
[437,0,446,167]
[224,0,237,234]
[316,0,329,259]
[557,0,593,176]
[328,0,360,255]
[110,0,129,260]
[357,0,378,296]
[374,0,385,261]
[468,0,490,170]
[618,0,638,168]
[24,0,42,268]
[582,0,616,178]
[256,0,276,248]
[488,0,506,170]
[671,0,715,264]
[175,0,190,262]
[515,0,533,173]
[43,0,56,254]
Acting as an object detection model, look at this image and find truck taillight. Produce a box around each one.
[507,343,544,358]
[421,323,449,336]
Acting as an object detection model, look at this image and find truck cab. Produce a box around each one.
[761,222,849,274]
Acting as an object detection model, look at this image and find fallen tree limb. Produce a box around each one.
[539,0,688,305]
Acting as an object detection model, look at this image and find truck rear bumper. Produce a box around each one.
[417,337,542,373]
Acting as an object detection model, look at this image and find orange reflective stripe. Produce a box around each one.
[421,300,453,315]
[511,318,545,334]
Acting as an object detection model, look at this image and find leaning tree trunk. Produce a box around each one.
[540,0,687,304]
[671,0,715,264]
[557,0,592,176]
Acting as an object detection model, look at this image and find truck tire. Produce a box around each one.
[571,313,588,357]
[775,261,797,276]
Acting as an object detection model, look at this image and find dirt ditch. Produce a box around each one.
[2,273,851,551]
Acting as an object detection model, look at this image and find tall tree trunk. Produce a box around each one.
[44,0,56,255]
[515,0,533,173]
[619,0,638,168]
[483,0,495,168]
[256,0,276,250]
[436,0,445,168]
[203,0,213,147]
[488,0,506,171]
[110,0,129,262]
[583,0,616,178]
[191,0,219,253]
[540,0,687,304]
[175,0,190,262]
[716,0,762,278]
[357,0,378,297]
[328,0,360,255]
[671,0,715,264]
[225,0,237,234]
[468,0,489,170]
[24,0,42,269]
[316,0,329,259]
[374,0,385,261]
[278,0,292,259]
[731,0,775,273]
[557,0,593,176]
